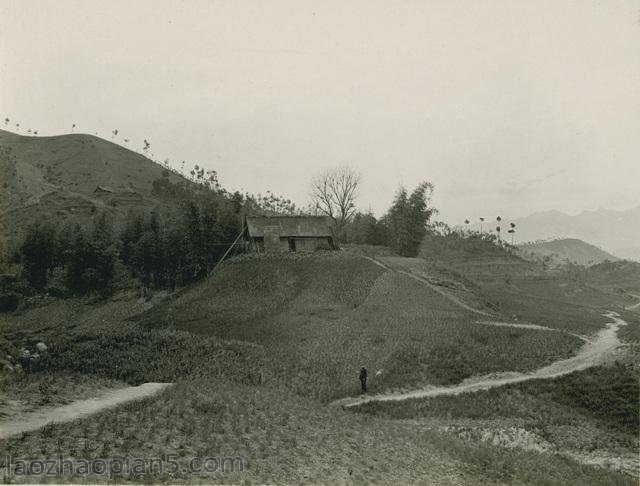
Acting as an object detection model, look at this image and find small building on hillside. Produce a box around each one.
[244,215,336,253]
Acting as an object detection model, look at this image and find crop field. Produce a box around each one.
[475,281,606,333]
[357,363,639,475]
[385,253,616,334]
[0,377,633,485]
[0,372,125,418]
[582,261,640,295]
[138,254,585,401]
[619,311,640,344]
[358,363,639,431]
[1,252,636,484]
[3,256,585,403]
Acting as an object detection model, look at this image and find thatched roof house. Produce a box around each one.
[244,215,335,252]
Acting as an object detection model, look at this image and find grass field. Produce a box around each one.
[1,250,637,484]
[0,377,634,485]
[358,363,639,432]
[357,362,639,475]
[138,253,585,401]
[0,372,125,419]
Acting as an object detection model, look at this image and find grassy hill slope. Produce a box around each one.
[1,249,636,483]
[0,129,185,256]
[519,238,620,266]
[138,253,587,401]
[419,232,540,281]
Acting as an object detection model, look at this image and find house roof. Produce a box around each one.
[245,215,333,238]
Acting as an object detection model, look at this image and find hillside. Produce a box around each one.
[497,207,640,261]
[581,260,640,295]
[0,129,185,257]
[136,253,602,401]
[419,232,542,282]
[2,251,636,483]
[519,238,620,267]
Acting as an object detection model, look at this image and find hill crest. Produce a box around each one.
[0,129,187,257]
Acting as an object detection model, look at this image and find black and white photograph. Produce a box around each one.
[0,1,638,484]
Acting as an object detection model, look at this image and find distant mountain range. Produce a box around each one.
[494,206,640,261]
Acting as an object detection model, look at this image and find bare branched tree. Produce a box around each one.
[310,167,361,238]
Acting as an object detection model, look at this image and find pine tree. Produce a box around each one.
[64,223,115,296]
[182,201,205,283]
[20,223,55,290]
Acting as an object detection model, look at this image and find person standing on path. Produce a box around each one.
[19,349,32,375]
[359,367,368,393]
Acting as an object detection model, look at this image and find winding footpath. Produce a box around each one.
[334,257,631,408]
[334,311,627,409]
[0,383,172,439]
[0,257,632,439]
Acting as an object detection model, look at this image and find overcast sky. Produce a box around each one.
[1,0,639,223]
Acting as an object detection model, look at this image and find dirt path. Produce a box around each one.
[363,256,493,317]
[474,320,562,331]
[334,312,626,408]
[473,320,589,342]
[626,294,640,310]
[0,383,172,439]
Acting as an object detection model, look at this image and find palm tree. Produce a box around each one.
[479,217,485,233]
[495,216,502,241]
[71,123,76,133]
[464,219,470,233]
[509,222,516,245]
[4,118,9,126]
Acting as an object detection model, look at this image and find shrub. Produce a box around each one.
[0,291,20,312]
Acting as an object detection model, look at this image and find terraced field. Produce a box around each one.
[138,254,588,401]
[0,252,636,484]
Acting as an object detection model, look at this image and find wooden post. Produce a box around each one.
[211,224,247,274]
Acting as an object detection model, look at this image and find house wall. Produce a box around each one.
[263,227,282,252]
[280,237,332,252]
[248,236,333,253]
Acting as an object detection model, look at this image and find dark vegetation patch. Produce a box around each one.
[40,322,268,386]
